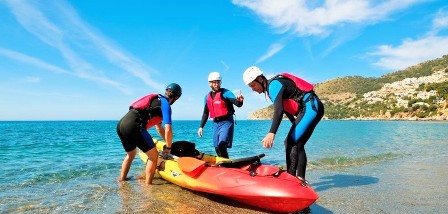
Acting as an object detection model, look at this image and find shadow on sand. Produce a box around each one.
[312,174,379,192]
[308,203,333,214]
[304,174,380,213]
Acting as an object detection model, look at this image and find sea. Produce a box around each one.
[1,120,447,213]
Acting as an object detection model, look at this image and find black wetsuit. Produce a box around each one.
[267,77,324,179]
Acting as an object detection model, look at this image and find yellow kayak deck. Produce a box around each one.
[138,138,228,187]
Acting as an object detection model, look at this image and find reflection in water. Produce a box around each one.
[118,182,135,213]
[116,174,270,214]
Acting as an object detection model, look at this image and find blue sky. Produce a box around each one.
[1,0,447,121]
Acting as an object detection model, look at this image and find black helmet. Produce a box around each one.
[166,83,182,98]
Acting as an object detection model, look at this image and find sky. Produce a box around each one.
[1,0,448,121]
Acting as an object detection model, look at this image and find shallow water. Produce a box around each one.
[0,120,447,213]
[309,152,448,213]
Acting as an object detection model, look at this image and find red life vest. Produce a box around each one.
[130,94,162,129]
[145,116,162,129]
[279,72,314,92]
[130,94,159,110]
[206,91,228,118]
[271,73,314,116]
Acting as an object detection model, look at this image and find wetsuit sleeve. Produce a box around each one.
[267,79,286,134]
[199,95,209,128]
[222,89,243,107]
[160,97,172,125]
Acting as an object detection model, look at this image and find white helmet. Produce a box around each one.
[208,71,221,82]
[243,66,263,85]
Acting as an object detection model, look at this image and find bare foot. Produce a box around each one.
[117,176,133,182]
[135,177,152,186]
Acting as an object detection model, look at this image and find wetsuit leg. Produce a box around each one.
[215,145,229,159]
[227,119,235,148]
[117,113,138,152]
[285,134,299,176]
[137,129,155,153]
[213,120,232,158]
[117,110,156,153]
[287,94,324,178]
[213,121,220,155]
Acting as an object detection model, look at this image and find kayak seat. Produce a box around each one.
[170,141,200,158]
[216,153,266,168]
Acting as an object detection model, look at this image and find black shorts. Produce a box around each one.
[116,110,155,152]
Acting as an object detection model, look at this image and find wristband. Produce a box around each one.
[166,147,171,149]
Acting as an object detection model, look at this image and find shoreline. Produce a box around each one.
[307,153,448,213]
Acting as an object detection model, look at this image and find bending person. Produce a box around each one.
[117,83,182,185]
[242,66,324,179]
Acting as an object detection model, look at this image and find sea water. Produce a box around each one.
[0,120,447,213]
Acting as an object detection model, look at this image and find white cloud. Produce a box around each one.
[2,0,164,93]
[233,0,424,62]
[0,48,69,75]
[369,36,448,71]
[432,8,448,31]
[233,0,423,37]
[255,42,285,63]
[221,60,230,72]
[369,8,448,71]
[0,48,132,94]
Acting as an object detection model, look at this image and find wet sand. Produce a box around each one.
[116,177,271,214]
[116,153,447,214]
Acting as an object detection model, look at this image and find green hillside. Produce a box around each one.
[250,55,448,120]
[316,55,448,97]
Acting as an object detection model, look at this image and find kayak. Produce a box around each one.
[139,139,318,213]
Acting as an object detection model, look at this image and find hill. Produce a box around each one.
[248,55,448,120]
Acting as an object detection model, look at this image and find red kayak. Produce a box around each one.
[139,140,319,213]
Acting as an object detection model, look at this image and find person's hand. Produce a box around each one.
[163,145,171,154]
[163,148,171,154]
[261,133,275,148]
[197,127,203,137]
[237,90,244,102]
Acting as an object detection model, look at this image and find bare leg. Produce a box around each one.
[144,147,159,185]
[119,149,137,181]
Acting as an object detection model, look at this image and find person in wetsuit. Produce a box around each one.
[197,72,244,158]
[243,66,324,179]
[116,83,182,185]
